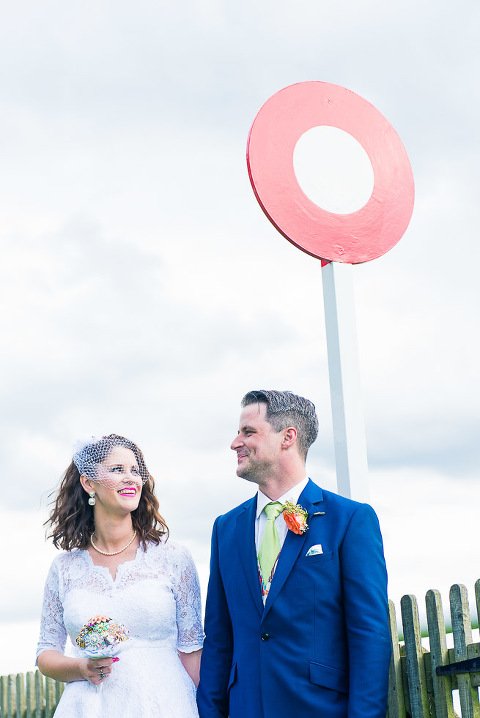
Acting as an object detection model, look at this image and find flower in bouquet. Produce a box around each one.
[75,615,129,658]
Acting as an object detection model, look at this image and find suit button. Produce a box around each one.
[261,633,270,641]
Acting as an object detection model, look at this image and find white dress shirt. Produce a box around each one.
[255,477,309,552]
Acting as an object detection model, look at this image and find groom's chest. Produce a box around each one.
[219,518,342,600]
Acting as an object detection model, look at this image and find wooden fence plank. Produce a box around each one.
[450,583,480,718]
[388,599,407,718]
[54,679,64,707]
[7,674,16,718]
[475,580,480,631]
[16,673,26,718]
[0,675,7,717]
[34,671,42,718]
[426,588,456,718]
[26,671,35,718]
[401,594,431,718]
[45,677,57,718]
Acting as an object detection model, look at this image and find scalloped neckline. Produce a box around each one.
[82,544,144,582]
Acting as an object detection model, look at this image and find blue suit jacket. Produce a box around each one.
[197,480,391,718]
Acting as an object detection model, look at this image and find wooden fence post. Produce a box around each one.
[45,676,57,718]
[475,580,480,630]
[26,671,36,718]
[449,584,480,718]
[426,588,456,718]
[7,674,16,718]
[401,594,431,717]
[0,675,8,717]
[15,672,25,718]
[388,598,407,718]
[34,670,42,718]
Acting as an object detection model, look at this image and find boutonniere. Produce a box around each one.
[282,501,308,535]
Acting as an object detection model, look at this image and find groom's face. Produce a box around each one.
[231,402,283,484]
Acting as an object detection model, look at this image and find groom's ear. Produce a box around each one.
[281,426,297,449]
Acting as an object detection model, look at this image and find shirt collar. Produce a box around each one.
[256,477,309,519]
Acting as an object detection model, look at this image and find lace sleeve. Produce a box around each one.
[172,545,204,653]
[36,558,67,660]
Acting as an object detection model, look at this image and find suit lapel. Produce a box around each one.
[262,480,325,621]
[236,498,264,616]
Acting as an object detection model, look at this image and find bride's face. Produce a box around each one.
[92,446,144,512]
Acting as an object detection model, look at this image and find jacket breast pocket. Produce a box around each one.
[309,661,347,694]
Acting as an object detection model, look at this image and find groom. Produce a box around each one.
[197,389,391,718]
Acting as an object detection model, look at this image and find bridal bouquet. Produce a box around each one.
[75,615,129,658]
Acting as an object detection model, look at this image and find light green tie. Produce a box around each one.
[258,501,284,584]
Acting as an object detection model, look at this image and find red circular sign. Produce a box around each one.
[247,81,414,264]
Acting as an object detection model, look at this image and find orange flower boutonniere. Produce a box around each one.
[282,501,308,535]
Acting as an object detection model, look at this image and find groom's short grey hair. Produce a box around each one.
[241,389,319,460]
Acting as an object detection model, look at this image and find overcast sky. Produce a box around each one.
[1,0,479,675]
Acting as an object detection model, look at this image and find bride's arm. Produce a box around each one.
[37,561,114,685]
[173,545,205,687]
[38,650,114,685]
[179,648,202,686]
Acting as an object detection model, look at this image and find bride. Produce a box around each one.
[37,434,203,717]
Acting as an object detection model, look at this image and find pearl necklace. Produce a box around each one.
[90,530,137,556]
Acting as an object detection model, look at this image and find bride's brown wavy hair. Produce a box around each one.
[46,434,169,551]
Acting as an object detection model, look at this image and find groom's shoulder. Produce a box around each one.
[215,496,255,524]
[307,479,377,516]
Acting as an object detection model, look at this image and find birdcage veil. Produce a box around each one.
[72,434,150,485]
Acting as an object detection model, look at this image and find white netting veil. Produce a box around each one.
[72,434,150,486]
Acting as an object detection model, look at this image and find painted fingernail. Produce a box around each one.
[112,657,120,663]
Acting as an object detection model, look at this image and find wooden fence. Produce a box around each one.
[388,579,480,718]
[1,579,479,717]
[0,671,63,718]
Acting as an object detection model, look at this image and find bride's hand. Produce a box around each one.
[80,657,115,685]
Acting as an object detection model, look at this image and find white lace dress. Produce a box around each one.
[36,540,204,717]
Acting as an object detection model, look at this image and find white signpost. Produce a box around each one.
[322,261,369,501]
